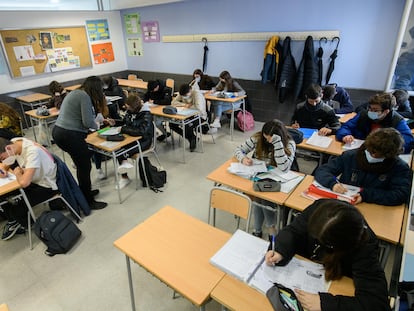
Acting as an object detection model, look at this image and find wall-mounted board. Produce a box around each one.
[0,26,92,79]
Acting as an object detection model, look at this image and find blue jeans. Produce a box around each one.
[252,200,277,233]
[212,101,241,119]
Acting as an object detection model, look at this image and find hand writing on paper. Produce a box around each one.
[105,118,116,126]
[241,157,253,166]
[265,250,283,266]
[342,135,354,144]
[318,127,332,136]
[294,289,321,311]
[0,165,8,178]
[332,182,347,194]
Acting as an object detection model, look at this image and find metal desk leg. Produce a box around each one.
[181,119,186,163]
[19,188,35,250]
[125,255,137,311]
[112,151,122,203]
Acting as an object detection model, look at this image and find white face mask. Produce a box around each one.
[195,76,201,83]
[3,147,16,166]
[364,150,385,163]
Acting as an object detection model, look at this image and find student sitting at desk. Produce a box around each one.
[336,92,414,153]
[108,94,154,189]
[291,83,340,136]
[393,89,412,119]
[0,137,59,240]
[209,70,246,129]
[265,199,390,311]
[171,83,208,152]
[102,75,127,119]
[189,68,216,91]
[144,80,172,142]
[322,83,354,114]
[234,119,297,239]
[47,80,67,109]
[314,128,410,206]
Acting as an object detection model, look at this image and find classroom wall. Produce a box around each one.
[121,0,406,90]
[0,11,127,94]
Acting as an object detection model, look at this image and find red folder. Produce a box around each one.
[307,184,358,205]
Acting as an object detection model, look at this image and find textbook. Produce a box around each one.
[306,180,361,204]
[210,229,269,282]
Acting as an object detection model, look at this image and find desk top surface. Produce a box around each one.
[0,304,9,311]
[85,131,141,152]
[206,158,300,205]
[24,107,59,119]
[211,273,355,311]
[150,105,200,120]
[117,78,148,89]
[284,175,406,244]
[17,93,51,103]
[0,178,20,197]
[64,84,81,91]
[296,135,344,156]
[113,205,230,306]
[337,112,356,123]
[205,93,246,103]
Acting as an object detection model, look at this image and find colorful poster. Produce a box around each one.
[124,13,141,35]
[91,42,115,64]
[141,21,160,42]
[127,38,143,56]
[46,47,80,72]
[86,19,110,41]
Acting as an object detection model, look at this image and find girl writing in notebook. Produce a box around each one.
[234,119,297,239]
[265,199,390,311]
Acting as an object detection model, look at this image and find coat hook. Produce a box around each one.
[332,36,340,49]
[319,37,327,47]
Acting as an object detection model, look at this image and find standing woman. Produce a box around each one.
[52,76,107,210]
[234,119,297,238]
[210,70,246,128]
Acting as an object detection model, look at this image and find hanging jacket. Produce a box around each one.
[277,36,297,103]
[53,154,91,216]
[260,36,279,84]
[294,36,318,100]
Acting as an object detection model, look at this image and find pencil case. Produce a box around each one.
[253,178,281,192]
[266,282,304,311]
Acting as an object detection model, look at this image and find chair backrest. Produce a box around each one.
[209,187,252,232]
[128,74,138,80]
[166,78,174,93]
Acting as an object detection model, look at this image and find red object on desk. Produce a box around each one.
[307,183,358,204]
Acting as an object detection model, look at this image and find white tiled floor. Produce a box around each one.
[0,121,395,310]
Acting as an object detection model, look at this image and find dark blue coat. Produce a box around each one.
[314,148,411,206]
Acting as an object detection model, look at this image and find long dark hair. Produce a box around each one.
[81,76,108,117]
[253,119,292,166]
[219,70,241,92]
[308,199,368,280]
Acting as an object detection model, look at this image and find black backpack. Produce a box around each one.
[34,210,82,256]
[138,157,167,192]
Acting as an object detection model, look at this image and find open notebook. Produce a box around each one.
[210,230,329,294]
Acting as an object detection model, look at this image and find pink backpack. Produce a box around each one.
[237,111,255,132]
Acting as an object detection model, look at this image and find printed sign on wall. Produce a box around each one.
[141,21,160,42]
[91,42,114,64]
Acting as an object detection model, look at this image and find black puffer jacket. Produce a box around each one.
[278,36,297,103]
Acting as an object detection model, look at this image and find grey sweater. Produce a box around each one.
[55,89,98,133]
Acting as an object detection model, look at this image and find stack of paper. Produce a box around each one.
[305,132,332,148]
[176,107,199,116]
[227,160,267,179]
[210,229,269,282]
[342,139,364,150]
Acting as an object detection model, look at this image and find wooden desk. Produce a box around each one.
[64,84,81,92]
[211,273,355,311]
[284,175,406,245]
[150,105,202,163]
[24,107,59,146]
[0,304,9,311]
[85,131,143,203]
[337,112,356,123]
[204,94,247,140]
[17,92,52,126]
[296,134,344,166]
[113,206,230,311]
[117,78,148,90]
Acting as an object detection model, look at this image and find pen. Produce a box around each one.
[272,235,276,254]
[0,168,5,175]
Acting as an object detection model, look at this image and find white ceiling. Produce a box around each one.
[0,0,188,11]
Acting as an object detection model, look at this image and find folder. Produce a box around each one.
[307,181,361,204]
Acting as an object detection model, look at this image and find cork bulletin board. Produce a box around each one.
[0,26,92,78]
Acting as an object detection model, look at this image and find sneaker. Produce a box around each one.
[89,200,107,210]
[210,118,221,128]
[96,169,106,180]
[116,177,131,190]
[2,221,25,241]
[157,132,171,142]
[207,128,218,135]
[117,160,134,175]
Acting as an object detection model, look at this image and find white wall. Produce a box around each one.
[121,0,406,90]
[0,10,126,94]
